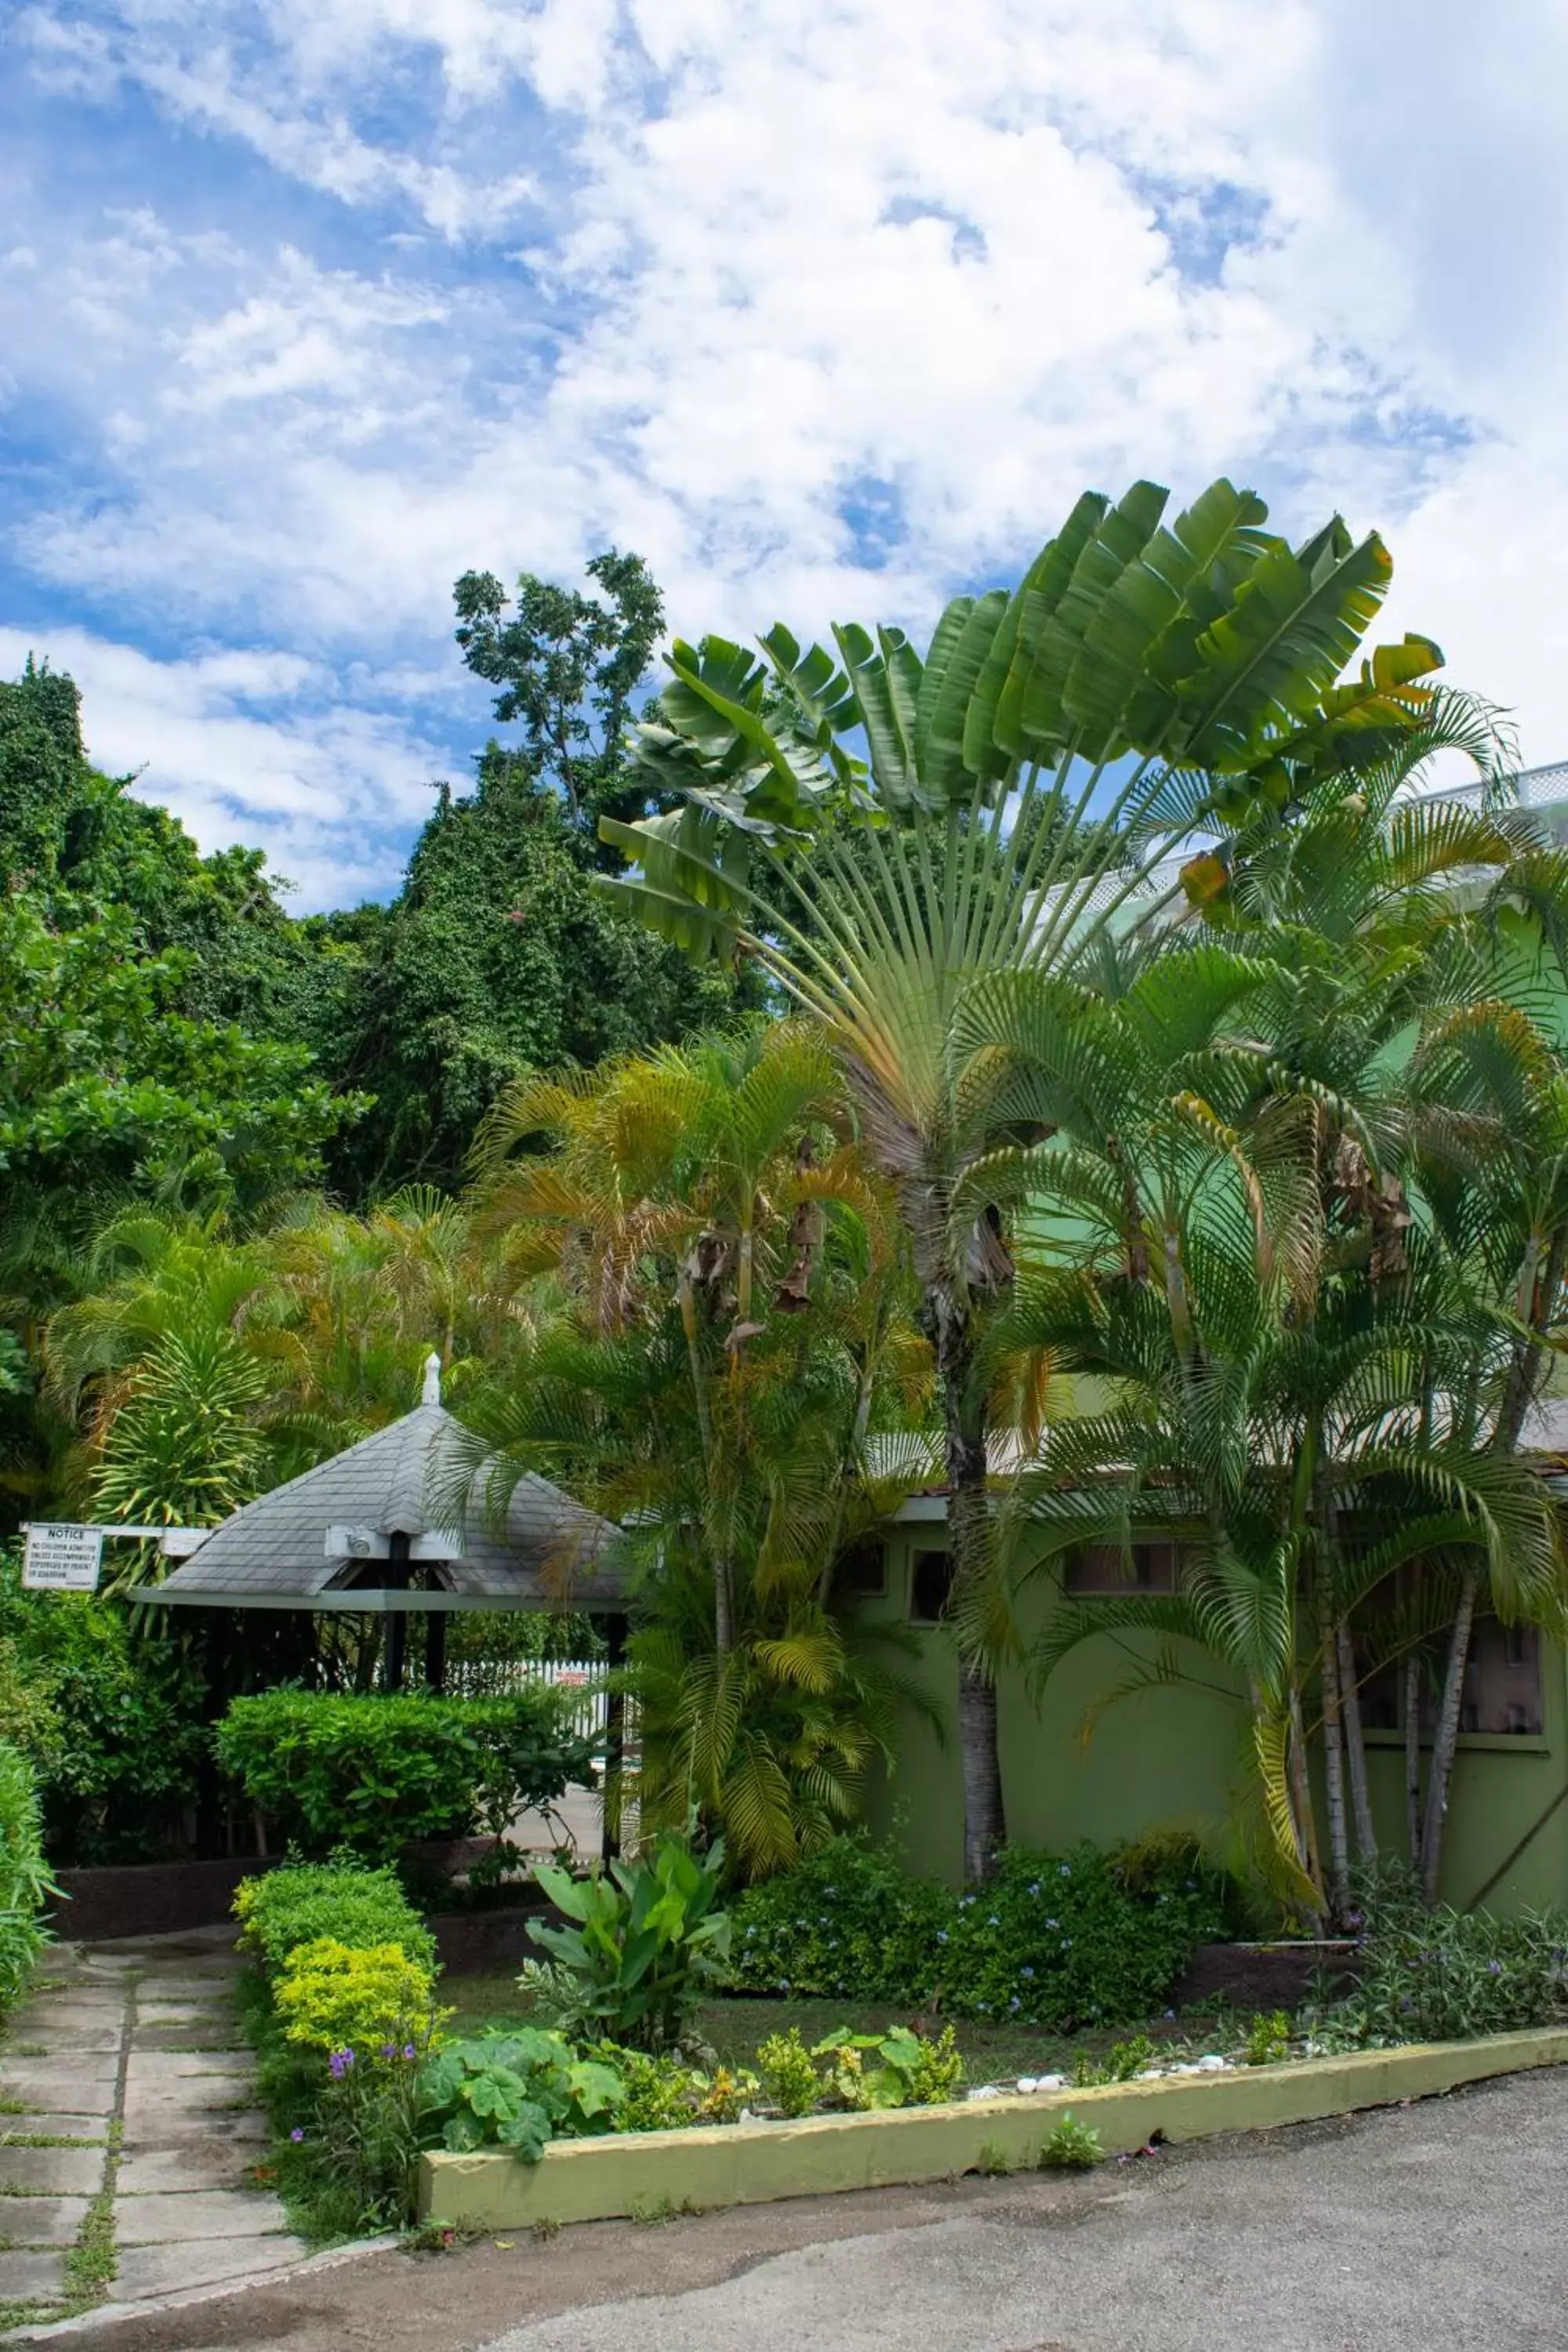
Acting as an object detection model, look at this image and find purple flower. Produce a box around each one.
[328,2048,356,2080]
[380,2042,396,2059]
[1009,1997,1022,2011]
[1487,1960,1502,1976]
[404,2044,416,2060]
[1027,1882,1041,1897]
[1020,1965,1035,1980]
[1058,1864,1071,1878]
[289,2128,305,2143]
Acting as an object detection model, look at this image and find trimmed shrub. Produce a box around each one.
[729,1832,1234,2030]
[235,1857,435,1975]
[215,1688,598,1863]
[728,1833,952,2004]
[0,1742,54,2014]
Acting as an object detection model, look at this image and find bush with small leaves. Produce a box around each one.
[1040,2113,1104,2170]
[1244,2010,1292,2066]
[756,2026,820,2118]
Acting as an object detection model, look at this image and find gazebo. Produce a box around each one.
[136,1355,627,1693]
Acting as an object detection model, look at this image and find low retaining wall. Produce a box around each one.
[51,1836,502,1945]
[428,1898,546,1977]
[419,2026,1568,2229]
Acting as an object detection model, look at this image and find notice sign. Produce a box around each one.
[22,1523,103,1592]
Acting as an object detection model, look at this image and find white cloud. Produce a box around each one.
[3,0,1566,913]
[0,626,453,907]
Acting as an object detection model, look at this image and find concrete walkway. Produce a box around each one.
[0,1933,303,2328]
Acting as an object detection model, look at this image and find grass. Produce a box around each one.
[443,1975,1240,2085]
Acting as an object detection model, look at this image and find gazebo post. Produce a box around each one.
[426,1606,448,1695]
[384,1532,410,1693]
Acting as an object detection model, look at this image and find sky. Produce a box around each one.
[2,0,1564,909]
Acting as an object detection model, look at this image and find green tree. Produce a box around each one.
[595,474,1450,1876]
[325,553,751,1193]
[456,1022,931,1875]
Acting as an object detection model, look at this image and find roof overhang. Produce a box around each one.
[126,1583,624,1613]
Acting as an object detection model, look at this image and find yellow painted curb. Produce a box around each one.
[419,2025,1568,2228]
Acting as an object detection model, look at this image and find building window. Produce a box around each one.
[834,1536,887,1599]
[1358,1610,1543,1739]
[1461,1617,1544,1737]
[909,1549,955,1624]
[1063,1543,1179,1595]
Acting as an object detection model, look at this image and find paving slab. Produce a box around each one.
[135,1999,235,2022]
[0,2113,111,2141]
[0,2147,104,2195]
[124,2052,252,2084]
[0,2072,115,2115]
[6,2022,122,2053]
[114,2189,292,2243]
[116,2142,264,2194]
[0,2195,91,2247]
[130,2027,244,2054]
[119,2096,267,2141]
[0,2247,67,2299]
[111,2235,307,2299]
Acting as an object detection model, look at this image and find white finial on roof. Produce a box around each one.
[421,1352,442,1407]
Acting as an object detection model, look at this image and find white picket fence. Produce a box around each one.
[445,1657,629,1754]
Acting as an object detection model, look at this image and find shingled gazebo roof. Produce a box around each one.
[139,1359,624,1615]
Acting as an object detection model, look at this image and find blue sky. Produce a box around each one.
[2,0,1564,907]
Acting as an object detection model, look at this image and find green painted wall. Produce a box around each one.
[861,1527,1568,1913]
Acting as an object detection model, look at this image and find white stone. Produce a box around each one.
[1196,2054,1229,2072]
[1033,2073,1066,2090]
[965,2085,1002,2102]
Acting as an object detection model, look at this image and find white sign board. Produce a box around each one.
[22,1524,104,1592]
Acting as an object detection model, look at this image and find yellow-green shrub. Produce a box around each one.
[272,1937,447,2061]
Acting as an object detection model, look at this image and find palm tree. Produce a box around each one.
[456,1022,933,1874]
[597,476,1451,1874]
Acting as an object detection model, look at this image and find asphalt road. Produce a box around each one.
[43,2068,1568,2352]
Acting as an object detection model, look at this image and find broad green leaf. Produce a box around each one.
[918,590,1011,800]
[1174,524,1394,766]
[989,492,1109,760]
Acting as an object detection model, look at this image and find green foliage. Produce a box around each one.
[754,2026,818,2118]
[1245,2010,1293,2066]
[727,1836,954,2004]
[946,1845,1232,2029]
[1073,2033,1156,2087]
[527,1831,732,2052]
[0,1559,208,1865]
[730,1835,1230,2030]
[812,2022,965,2109]
[1308,1894,1568,2049]
[215,1690,597,1864]
[272,1937,446,2060]
[0,1744,54,2014]
[1039,2113,1104,2170]
[0,891,357,1207]
[418,2030,624,2161]
[234,1857,435,1975]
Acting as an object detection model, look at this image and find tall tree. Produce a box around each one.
[326,554,752,1195]
[594,474,1450,1877]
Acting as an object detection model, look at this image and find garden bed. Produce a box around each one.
[419,2025,1568,2227]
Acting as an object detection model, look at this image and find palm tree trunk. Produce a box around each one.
[1319,1624,1351,1918]
[1404,1648,1423,1869]
[1337,1621,1377,1863]
[927,1281,1004,1881]
[1420,1566,1479,1903]
[1287,1685,1324,1918]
